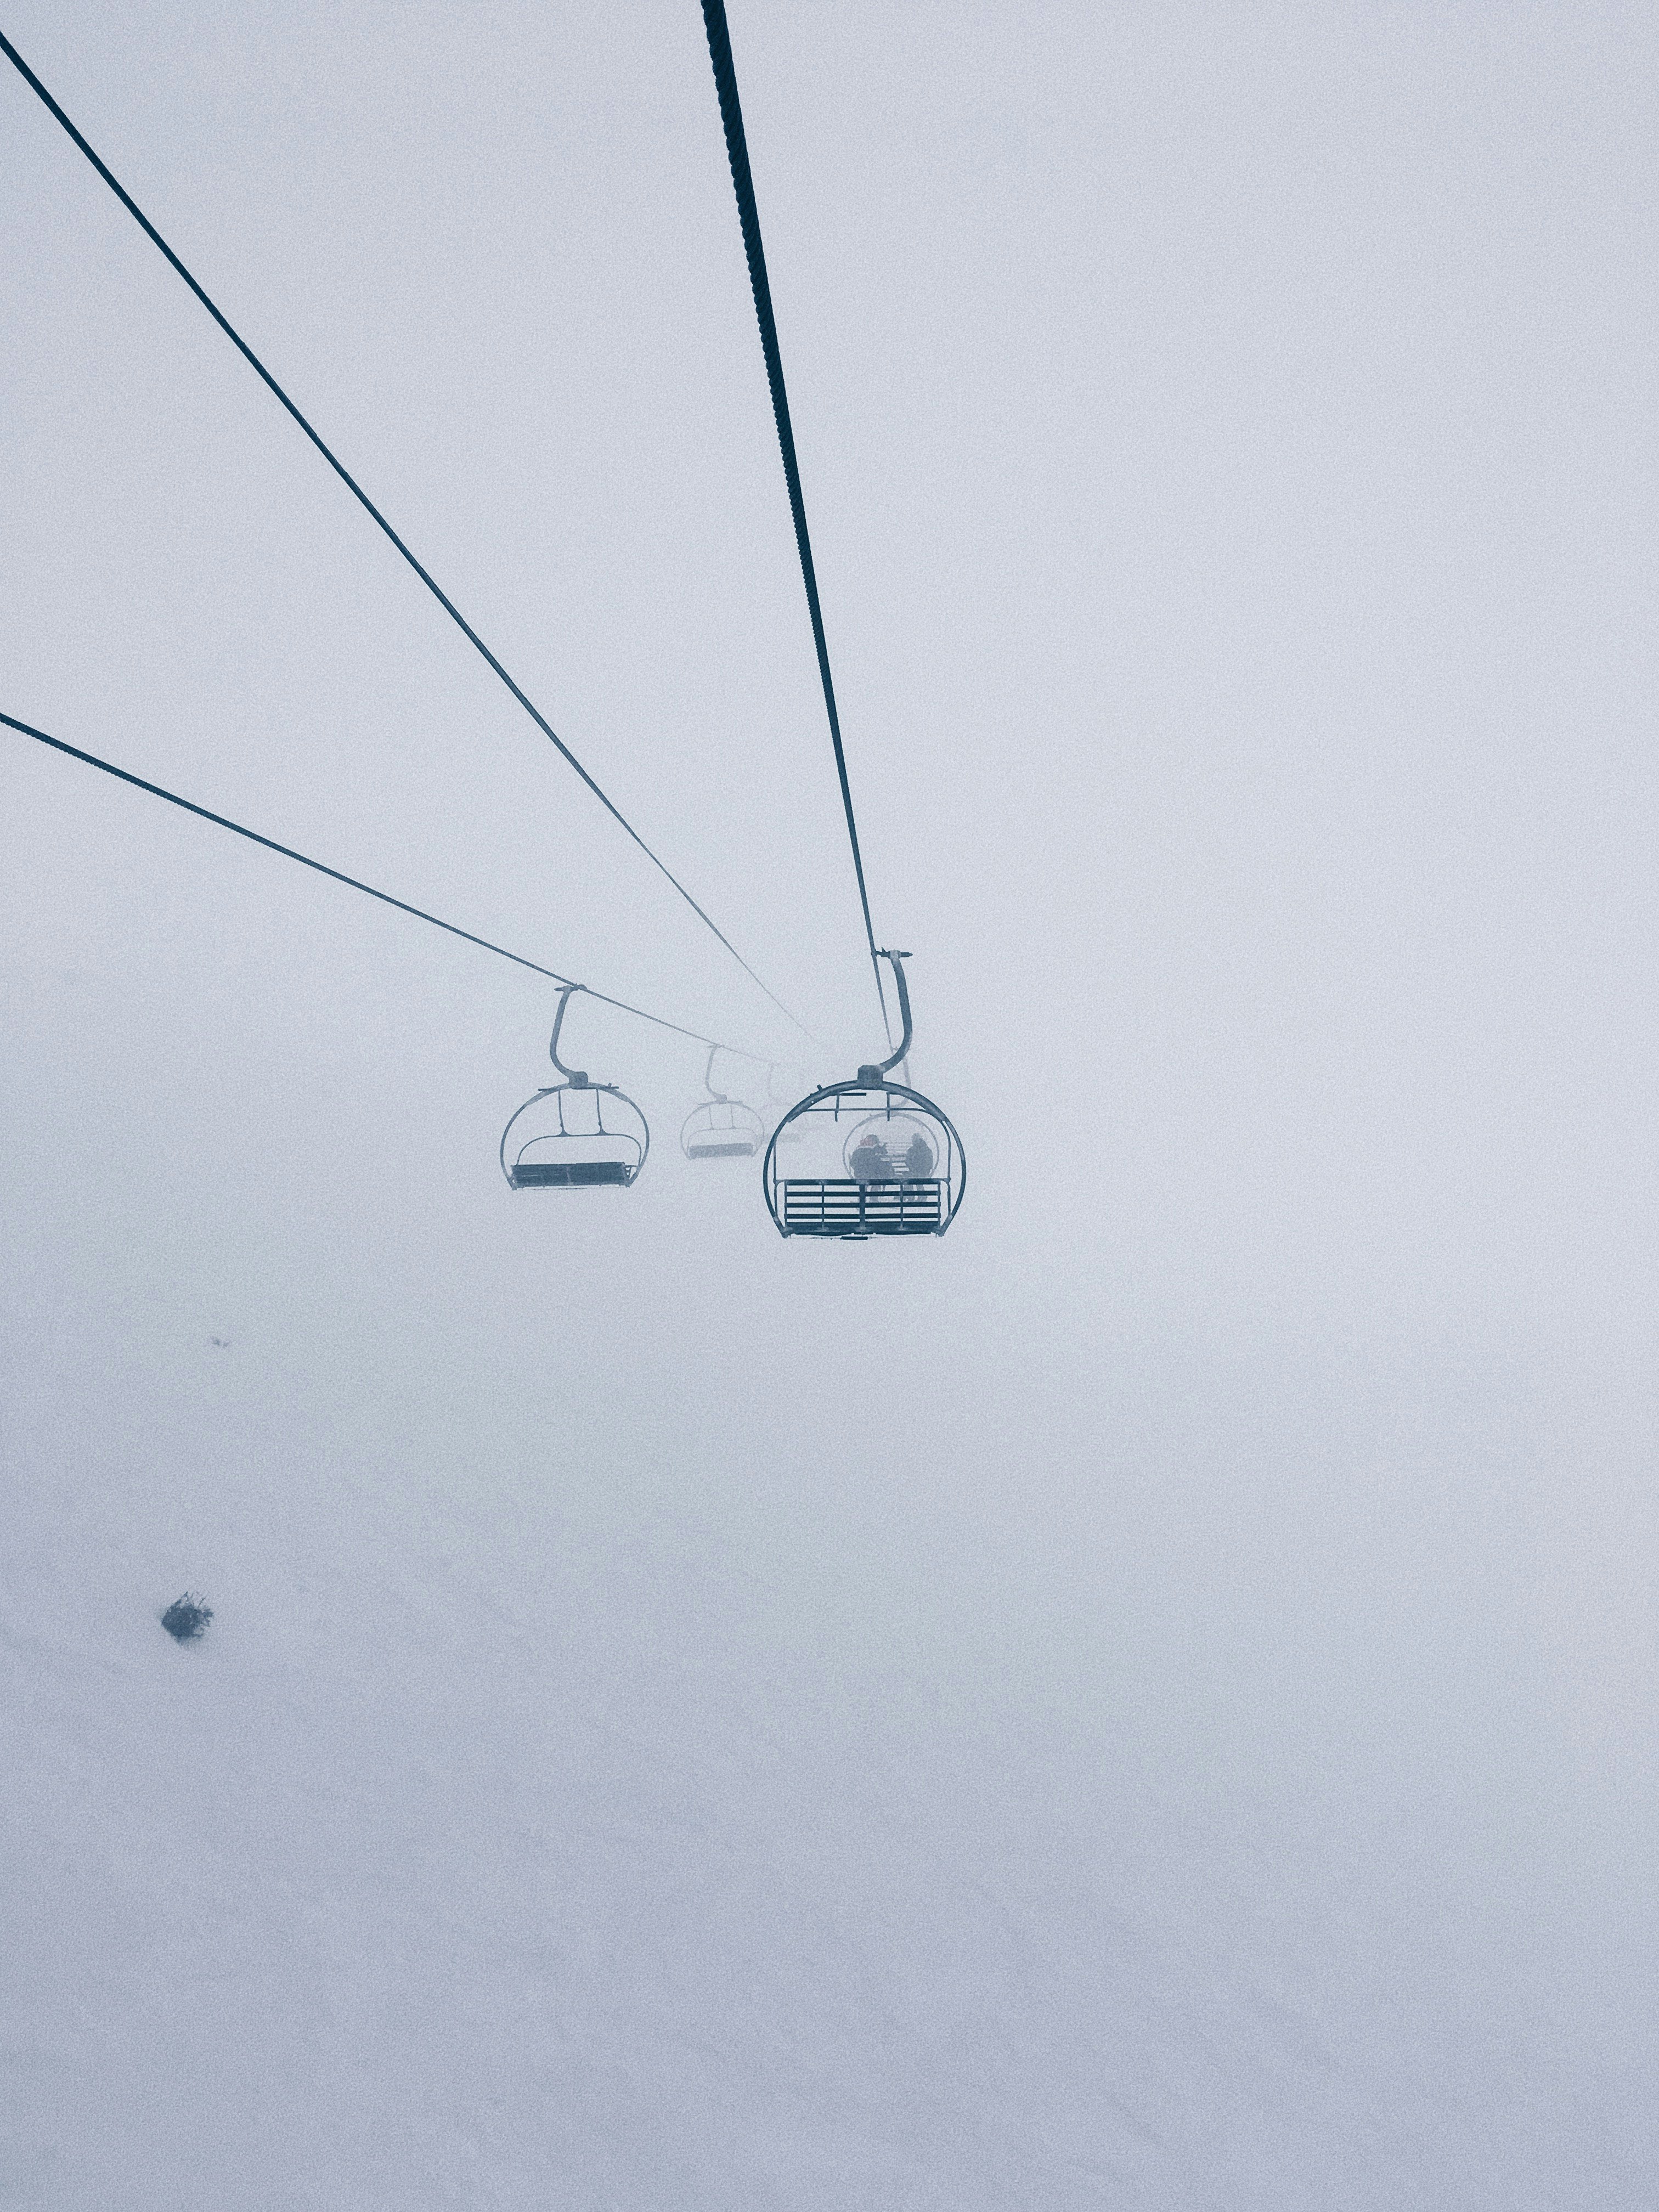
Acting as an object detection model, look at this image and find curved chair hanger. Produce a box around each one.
[856,951,913,1086]
[549,983,590,1087]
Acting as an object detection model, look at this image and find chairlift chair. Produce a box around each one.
[680,1047,767,1161]
[500,985,649,1190]
[763,952,964,1239]
[766,1063,809,1150]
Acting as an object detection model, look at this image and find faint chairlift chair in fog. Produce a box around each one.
[680,1047,767,1161]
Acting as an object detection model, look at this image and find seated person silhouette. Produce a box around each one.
[850,1132,893,1181]
[901,1131,936,1180]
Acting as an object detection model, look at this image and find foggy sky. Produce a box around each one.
[3,4,1657,2203]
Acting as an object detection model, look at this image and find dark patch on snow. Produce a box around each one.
[161,1594,213,1643]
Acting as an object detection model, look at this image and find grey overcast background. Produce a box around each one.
[3,2,1657,2204]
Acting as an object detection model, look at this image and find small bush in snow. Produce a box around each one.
[161,1594,213,1643]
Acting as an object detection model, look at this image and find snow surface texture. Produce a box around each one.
[4,972,1655,2209]
[6,1159,1654,2212]
[4,1,1658,2205]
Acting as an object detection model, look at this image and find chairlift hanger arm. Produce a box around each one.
[857,950,913,1082]
[549,984,589,1085]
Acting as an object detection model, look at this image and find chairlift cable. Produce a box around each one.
[0,25,816,1051]
[699,0,892,1045]
[2,709,771,1060]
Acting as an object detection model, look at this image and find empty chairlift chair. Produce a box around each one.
[766,1063,810,1154]
[500,985,650,1190]
[763,952,964,1239]
[680,1048,767,1161]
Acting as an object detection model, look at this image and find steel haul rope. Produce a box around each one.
[0,23,814,1049]
[699,0,892,1042]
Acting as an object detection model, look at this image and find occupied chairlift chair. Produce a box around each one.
[680,1047,768,1161]
[763,952,965,1239]
[500,985,650,1189]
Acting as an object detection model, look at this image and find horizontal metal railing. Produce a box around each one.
[780,1177,944,1232]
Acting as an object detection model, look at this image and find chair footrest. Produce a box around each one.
[780,1177,943,1233]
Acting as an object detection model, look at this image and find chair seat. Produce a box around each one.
[511,1159,633,1188]
[688,1139,759,1159]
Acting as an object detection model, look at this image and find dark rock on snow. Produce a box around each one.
[161,1594,213,1643]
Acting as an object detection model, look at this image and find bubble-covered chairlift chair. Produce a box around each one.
[763,952,965,1239]
[500,985,650,1190]
[680,1047,768,1161]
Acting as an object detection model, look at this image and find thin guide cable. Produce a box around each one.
[2,709,770,1059]
[0,23,814,1047]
